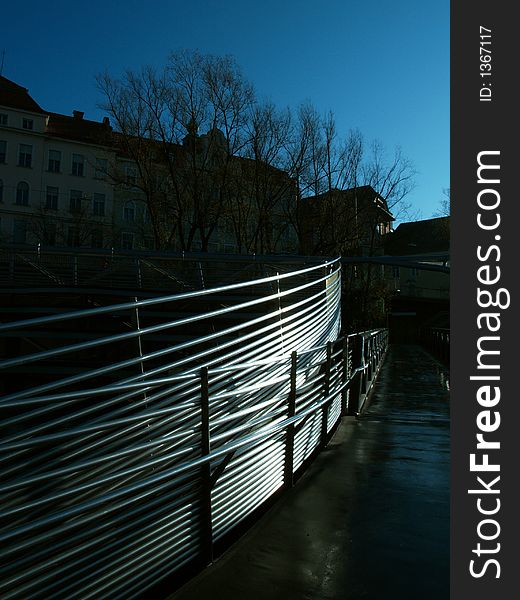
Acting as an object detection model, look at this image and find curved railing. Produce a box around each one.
[0,258,387,599]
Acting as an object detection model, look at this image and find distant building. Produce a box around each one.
[299,185,394,256]
[384,216,450,300]
[0,75,298,254]
[0,76,115,248]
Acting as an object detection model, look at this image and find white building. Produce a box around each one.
[0,75,115,248]
[1,75,299,255]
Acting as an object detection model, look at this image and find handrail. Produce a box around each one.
[0,258,388,599]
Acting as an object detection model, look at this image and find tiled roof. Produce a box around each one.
[0,75,46,114]
[301,186,395,220]
[46,112,112,145]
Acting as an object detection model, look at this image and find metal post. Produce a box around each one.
[73,255,78,286]
[321,341,332,446]
[284,351,297,488]
[200,366,213,564]
[341,337,349,416]
[360,337,368,395]
[348,334,364,416]
[136,257,142,289]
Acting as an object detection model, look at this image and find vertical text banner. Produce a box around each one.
[452,1,518,599]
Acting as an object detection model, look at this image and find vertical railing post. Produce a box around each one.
[367,337,373,382]
[136,257,142,289]
[73,255,78,286]
[284,351,297,488]
[341,337,349,416]
[131,298,146,381]
[320,341,332,446]
[200,366,213,564]
[348,334,364,416]
[360,337,368,395]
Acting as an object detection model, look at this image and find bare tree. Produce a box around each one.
[97,51,256,251]
[434,188,450,217]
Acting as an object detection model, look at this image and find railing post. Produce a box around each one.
[284,351,297,488]
[320,341,332,446]
[73,255,78,286]
[360,337,368,395]
[200,366,213,564]
[136,257,142,289]
[341,337,348,416]
[348,334,364,416]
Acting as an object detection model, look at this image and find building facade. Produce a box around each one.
[0,75,298,255]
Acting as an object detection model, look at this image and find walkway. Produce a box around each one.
[168,345,450,600]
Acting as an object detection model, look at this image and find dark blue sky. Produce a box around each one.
[2,0,449,220]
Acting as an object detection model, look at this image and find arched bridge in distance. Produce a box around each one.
[0,247,449,599]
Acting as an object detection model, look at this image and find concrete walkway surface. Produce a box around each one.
[168,344,450,600]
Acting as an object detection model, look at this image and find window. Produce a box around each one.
[71,154,85,176]
[70,189,82,212]
[143,236,155,250]
[43,223,57,246]
[48,150,61,173]
[125,166,137,185]
[0,113,7,126]
[121,232,134,250]
[13,219,28,244]
[393,266,400,279]
[45,186,59,210]
[93,193,105,216]
[0,179,3,202]
[0,140,6,163]
[18,144,32,167]
[91,229,103,248]
[123,201,136,222]
[22,118,34,130]
[67,226,80,247]
[95,158,108,179]
[16,182,29,205]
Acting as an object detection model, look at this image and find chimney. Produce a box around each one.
[73,110,84,119]
[102,116,110,126]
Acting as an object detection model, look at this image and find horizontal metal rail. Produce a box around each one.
[0,257,388,599]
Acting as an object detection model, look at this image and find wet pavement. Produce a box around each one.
[169,345,450,600]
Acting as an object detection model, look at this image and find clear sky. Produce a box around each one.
[1,0,449,221]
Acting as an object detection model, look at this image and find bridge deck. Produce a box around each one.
[168,344,449,600]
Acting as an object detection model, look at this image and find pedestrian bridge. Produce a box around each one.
[0,254,448,599]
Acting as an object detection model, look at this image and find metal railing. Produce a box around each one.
[420,327,450,364]
[0,257,388,599]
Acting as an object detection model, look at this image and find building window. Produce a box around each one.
[143,236,155,250]
[93,193,105,216]
[0,113,7,126]
[16,182,29,205]
[70,189,82,213]
[0,140,6,163]
[67,226,80,247]
[121,232,134,250]
[18,144,32,168]
[392,266,400,279]
[71,154,85,176]
[95,158,108,179]
[22,118,34,130]
[13,219,28,244]
[91,229,103,248]
[43,223,57,246]
[123,201,136,222]
[125,166,137,185]
[48,150,61,173]
[46,186,59,210]
[0,179,3,202]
